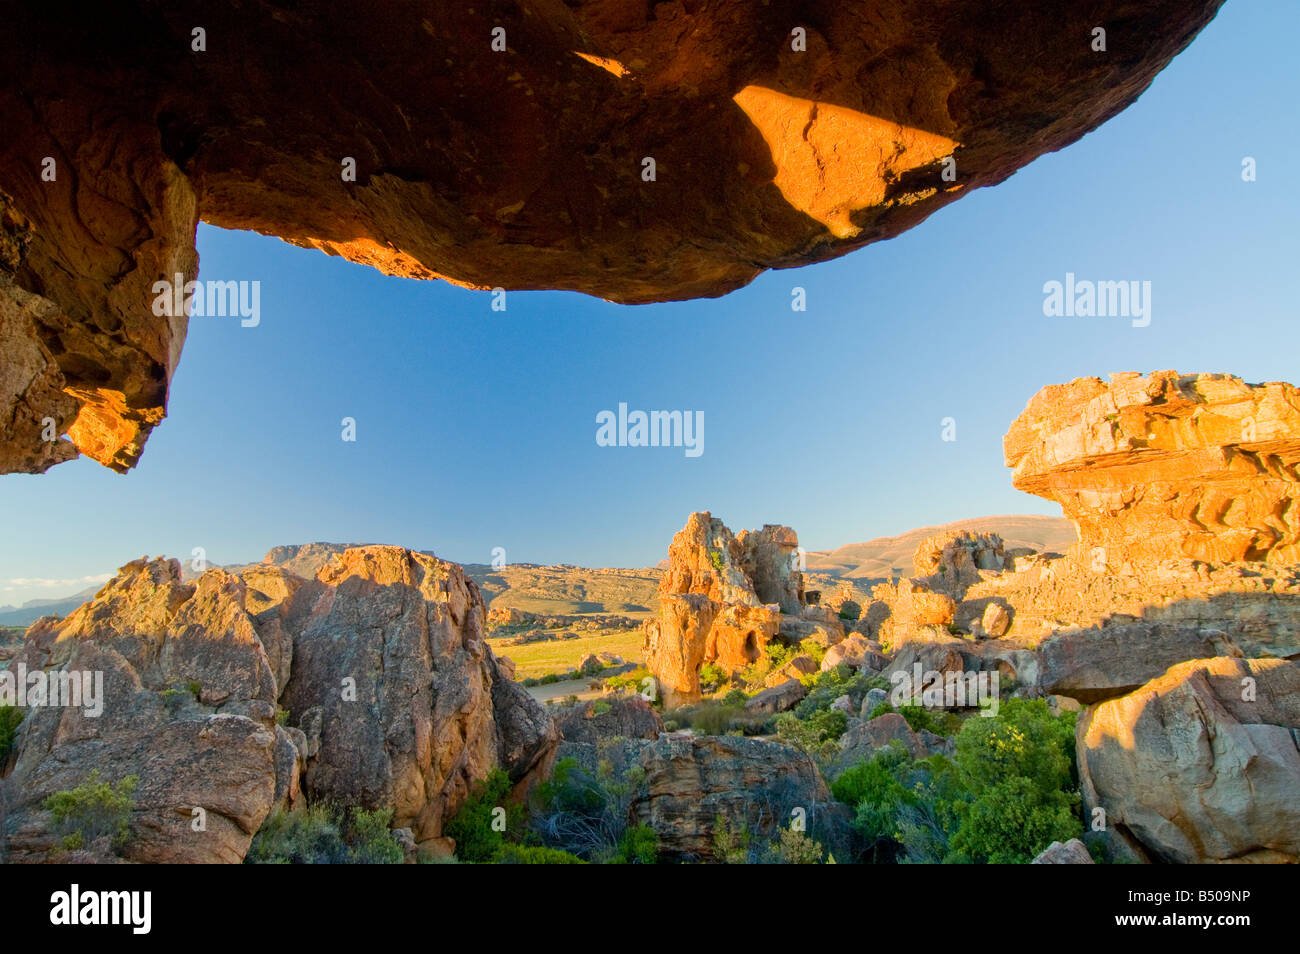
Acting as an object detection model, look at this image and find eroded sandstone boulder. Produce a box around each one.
[1006,372,1300,569]
[0,2,1224,472]
[629,735,845,862]
[1039,621,1242,703]
[1078,656,1300,863]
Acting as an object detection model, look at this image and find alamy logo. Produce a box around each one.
[0,665,103,717]
[50,884,151,934]
[890,664,999,717]
[1042,272,1151,327]
[151,273,260,327]
[596,403,703,458]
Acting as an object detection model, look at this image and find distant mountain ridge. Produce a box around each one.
[805,514,1076,580]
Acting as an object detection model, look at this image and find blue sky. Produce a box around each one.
[3,1,1297,606]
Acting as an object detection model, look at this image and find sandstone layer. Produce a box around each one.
[1006,371,1300,570]
[0,2,1223,472]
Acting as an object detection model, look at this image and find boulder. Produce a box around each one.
[2,560,280,863]
[1078,656,1300,863]
[630,735,844,862]
[765,655,818,688]
[736,525,804,614]
[830,713,953,778]
[1031,839,1095,864]
[821,635,885,672]
[745,679,806,715]
[554,695,664,745]
[1040,621,1242,702]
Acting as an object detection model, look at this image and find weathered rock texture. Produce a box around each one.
[1006,372,1300,570]
[643,512,803,704]
[0,2,1223,472]
[629,735,846,862]
[1,545,557,862]
[1078,657,1300,863]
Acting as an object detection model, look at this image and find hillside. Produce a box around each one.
[805,515,1076,580]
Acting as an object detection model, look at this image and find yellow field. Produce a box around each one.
[488,627,646,681]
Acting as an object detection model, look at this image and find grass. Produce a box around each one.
[487,627,645,681]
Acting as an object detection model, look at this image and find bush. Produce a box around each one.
[762,823,826,864]
[0,705,23,763]
[246,803,405,864]
[528,757,645,862]
[866,702,961,737]
[346,807,406,864]
[603,667,650,694]
[774,708,847,756]
[698,662,728,693]
[495,844,586,864]
[799,639,827,667]
[830,698,1082,864]
[43,771,138,854]
[615,824,659,864]
[443,768,520,863]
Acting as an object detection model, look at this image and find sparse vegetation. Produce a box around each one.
[43,770,139,855]
[245,803,406,864]
[0,704,24,763]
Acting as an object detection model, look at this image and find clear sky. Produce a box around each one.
[3,1,1297,607]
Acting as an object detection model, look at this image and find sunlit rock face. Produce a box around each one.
[0,1,1223,472]
[1005,372,1300,570]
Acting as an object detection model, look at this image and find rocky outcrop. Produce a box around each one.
[0,3,1224,473]
[830,713,953,779]
[1078,657,1300,863]
[1006,372,1300,569]
[629,735,845,862]
[2,560,282,863]
[1,545,557,862]
[1039,621,1242,703]
[643,512,801,704]
[553,695,663,746]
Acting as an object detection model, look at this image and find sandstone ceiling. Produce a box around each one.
[0,1,1223,474]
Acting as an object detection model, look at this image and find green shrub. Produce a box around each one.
[831,698,1082,864]
[712,813,750,864]
[762,823,826,864]
[615,824,659,864]
[43,771,138,854]
[345,807,406,864]
[603,667,650,694]
[444,768,520,863]
[528,757,645,862]
[774,708,847,755]
[799,639,827,667]
[590,699,612,716]
[708,549,727,575]
[494,844,586,864]
[698,662,728,692]
[246,803,405,863]
[0,705,24,763]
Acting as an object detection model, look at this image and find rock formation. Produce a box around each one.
[1006,371,1300,569]
[629,735,847,862]
[643,512,807,704]
[1,545,557,862]
[1078,657,1300,863]
[0,2,1224,473]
